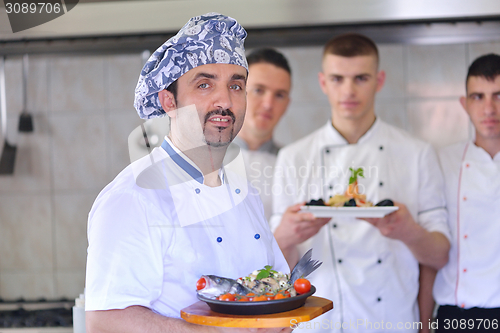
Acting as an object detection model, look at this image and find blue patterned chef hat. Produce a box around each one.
[134,12,248,119]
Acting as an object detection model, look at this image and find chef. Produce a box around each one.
[233,48,292,221]
[429,53,500,332]
[85,13,290,333]
[270,33,451,332]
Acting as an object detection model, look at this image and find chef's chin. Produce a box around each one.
[203,130,235,148]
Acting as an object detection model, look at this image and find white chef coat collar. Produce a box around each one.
[161,136,225,185]
[466,140,500,162]
[325,117,381,145]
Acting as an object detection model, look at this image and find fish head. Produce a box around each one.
[196,275,233,298]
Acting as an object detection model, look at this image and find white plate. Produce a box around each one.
[300,206,399,218]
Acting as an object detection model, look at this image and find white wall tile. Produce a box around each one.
[0,194,53,271]
[55,270,85,299]
[279,46,325,103]
[0,113,51,193]
[50,114,108,190]
[4,57,22,117]
[408,99,470,148]
[0,273,54,300]
[407,44,467,98]
[105,53,143,113]
[375,98,407,131]
[378,44,406,99]
[274,100,330,147]
[54,193,94,270]
[468,41,500,64]
[49,55,106,114]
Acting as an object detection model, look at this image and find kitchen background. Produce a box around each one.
[1,0,500,301]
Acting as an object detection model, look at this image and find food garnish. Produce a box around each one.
[196,249,321,302]
[305,167,394,208]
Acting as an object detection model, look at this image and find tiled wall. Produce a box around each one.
[1,40,499,300]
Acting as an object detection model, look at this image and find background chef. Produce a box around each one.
[234,48,292,221]
[425,53,500,332]
[85,13,290,333]
[270,33,451,332]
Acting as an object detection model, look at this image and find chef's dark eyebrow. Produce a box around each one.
[191,73,216,82]
[190,72,246,83]
[231,73,247,82]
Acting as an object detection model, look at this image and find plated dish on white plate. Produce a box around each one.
[300,206,399,218]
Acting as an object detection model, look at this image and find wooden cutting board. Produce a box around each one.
[181,296,333,328]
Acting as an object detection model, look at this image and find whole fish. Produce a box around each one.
[196,249,321,299]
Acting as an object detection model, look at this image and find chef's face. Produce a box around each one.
[461,75,500,142]
[163,63,247,148]
[319,54,385,123]
[243,63,291,138]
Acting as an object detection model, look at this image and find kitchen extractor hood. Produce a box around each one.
[1,0,500,54]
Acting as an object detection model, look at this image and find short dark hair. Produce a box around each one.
[323,33,379,65]
[166,80,178,101]
[246,48,291,76]
[466,53,500,87]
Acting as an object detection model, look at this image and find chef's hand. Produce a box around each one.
[362,202,417,242]
[274,202,330,267]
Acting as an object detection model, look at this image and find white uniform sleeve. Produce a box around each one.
[85,190,165,311]
[417,143,451,242]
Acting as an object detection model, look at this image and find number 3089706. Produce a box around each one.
[5,3,61,14]
[443,319,498,330]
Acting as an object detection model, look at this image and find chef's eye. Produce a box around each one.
[230,84,243,91]
[331,76,343,83]
[355,75,369,82]
[198,83,210,89]
[470,93,483,100]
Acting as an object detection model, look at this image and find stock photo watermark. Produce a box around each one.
[3,0,79,33]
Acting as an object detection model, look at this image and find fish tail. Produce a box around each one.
[290,248,322,283]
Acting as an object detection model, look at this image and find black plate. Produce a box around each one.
[197,286,316,315]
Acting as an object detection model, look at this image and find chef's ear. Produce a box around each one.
[318,71,328,95]
[376,70,386,92]
[459,96,467,112]
[158,90,177,118]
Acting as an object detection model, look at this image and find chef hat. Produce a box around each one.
[134,12,248,119]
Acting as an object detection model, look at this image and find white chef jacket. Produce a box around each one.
[434,141,500,309]
[233,137,280,222]
[86,137,289,317]
[270,119,450,333]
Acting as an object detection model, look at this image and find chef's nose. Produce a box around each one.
[261,92,274,111]
[342,79,356,97]
[214,86,233,110]
[484,95,499,115]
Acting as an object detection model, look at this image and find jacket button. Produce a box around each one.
[463,268,467,273]
[217,237,222,243]
[379,182,383,187]
[379,146,383,150]
[463,196,467,201]
[466,163,470,168]
[464,234,468,239]
[338,259,342,263]
[332,224,337,228]
[254,234,260,239]
[377,297,382,302]
[235,188,241,194]
[195,188,201,194]
[377,259,382,264]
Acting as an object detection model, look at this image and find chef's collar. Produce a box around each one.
[233,136,280,155]
[161,136,225,185]
[326,117,381,145]
[468,140,500,162]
